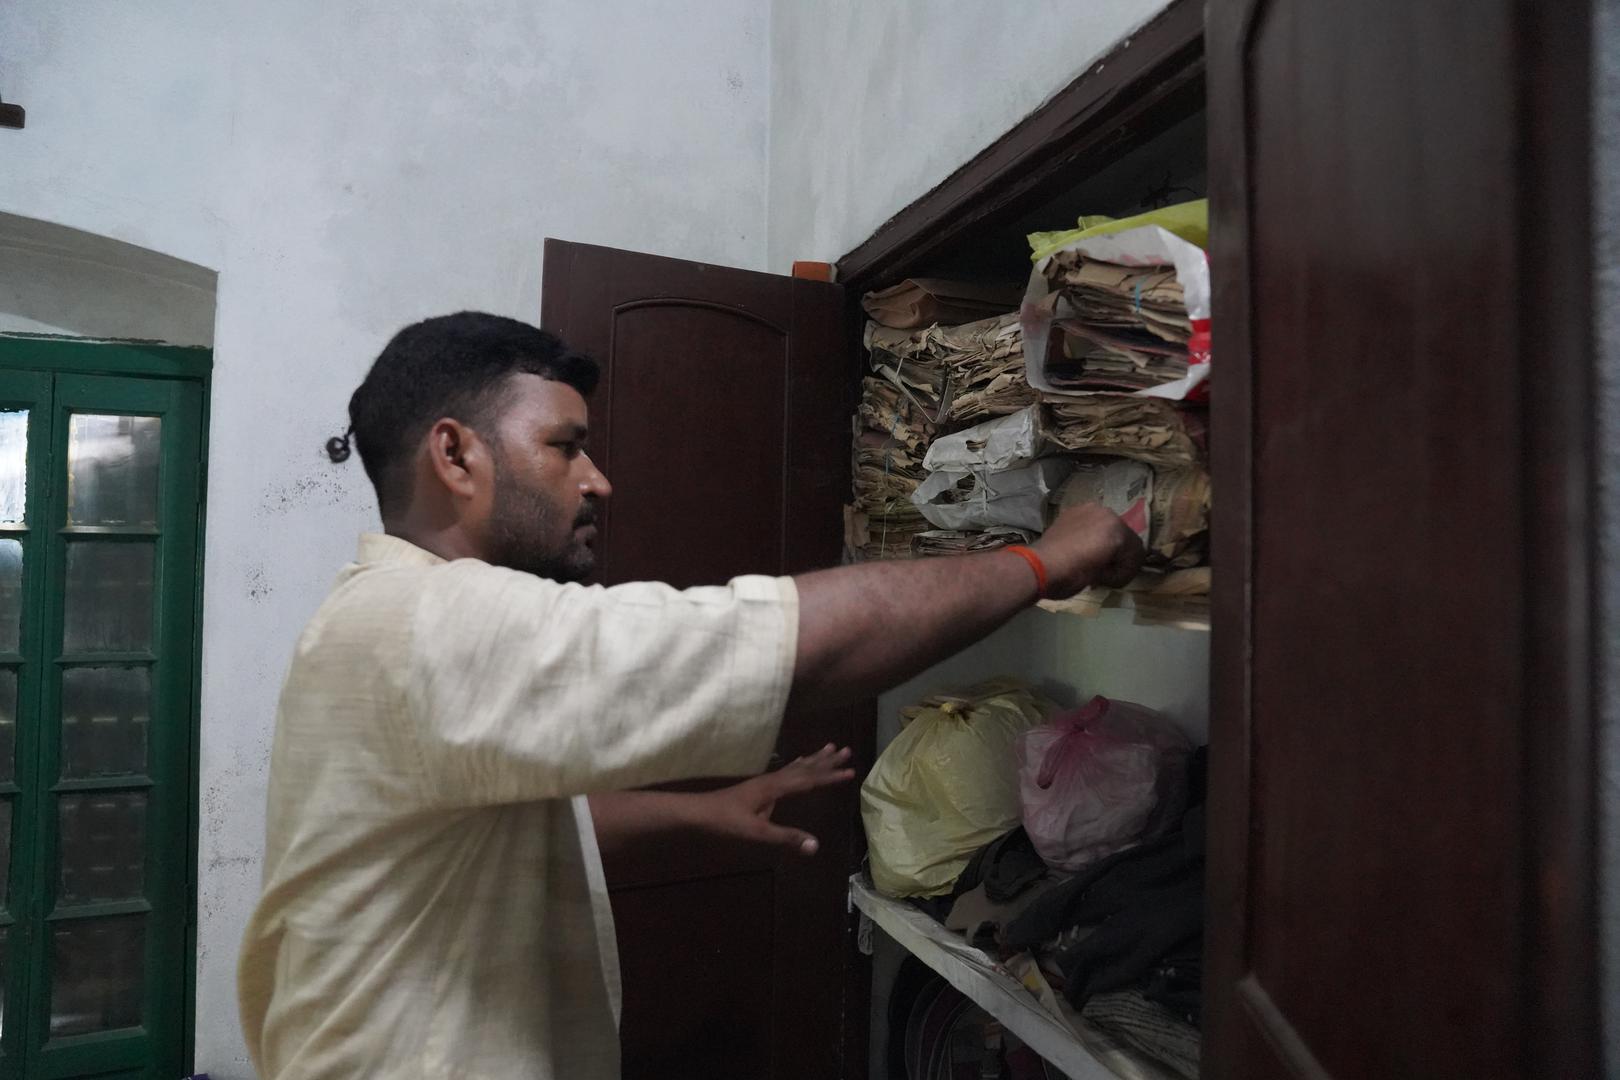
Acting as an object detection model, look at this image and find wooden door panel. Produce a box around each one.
[541,240,855,1080]
[602,301,788,586]
[1206,1,1598,1078]
[613,872,777,1077]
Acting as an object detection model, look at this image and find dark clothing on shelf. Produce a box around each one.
[1003,754,1207,1021]
[953,825,1049,903]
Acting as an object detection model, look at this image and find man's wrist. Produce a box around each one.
[1003,544,1050,600]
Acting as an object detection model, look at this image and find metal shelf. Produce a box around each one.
[851,876,1146,1080]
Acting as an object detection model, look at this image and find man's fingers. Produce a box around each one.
[770,747,856,796]
[751,820,821,856]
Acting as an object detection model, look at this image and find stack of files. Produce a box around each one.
[848,375,937,561]
[1048,458,1209,572]
[855,375,936,457]
[1043,257,1191,392]
[867,313,1036,427]
[1142,467,1210,571]
[1044,398,1206,469]
[844,500,930,562]
[862,278,1023,330]
[864,324,950,419]
[912,527,1033,558]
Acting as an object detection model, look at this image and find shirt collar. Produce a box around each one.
[356,532,448,568]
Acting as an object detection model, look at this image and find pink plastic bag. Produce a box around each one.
[1016,695,1192,872]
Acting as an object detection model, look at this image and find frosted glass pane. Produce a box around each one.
[0,540,20,655]
[67,414,161,527]
[0,669,13,784]
[0,800,10,908]
[0,410,27,525]
[58,792,146,905]
[50,916,144,1036]
[61,667,149,778]
[63,543,153,653]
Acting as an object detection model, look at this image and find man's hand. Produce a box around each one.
[1033,501,1147,597]
[695,744,855,856]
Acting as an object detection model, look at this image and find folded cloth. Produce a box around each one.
[944,879,1062,954]
[1143,943,1202,1026]
[951,825,1049,904]
[1043,398,1207,468]
[1081,991,1201,1080]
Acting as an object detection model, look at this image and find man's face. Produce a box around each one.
[481,374,611,582]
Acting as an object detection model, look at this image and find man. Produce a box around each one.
[238,312,1143,1078]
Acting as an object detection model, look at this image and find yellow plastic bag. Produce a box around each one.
[861,679,1056,898]
[1027,198,1209,264]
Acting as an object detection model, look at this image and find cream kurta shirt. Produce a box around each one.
[238,534,798,1079]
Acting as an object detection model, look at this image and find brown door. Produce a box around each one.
[1205,3,1599,1079]
[541,240,859,1079]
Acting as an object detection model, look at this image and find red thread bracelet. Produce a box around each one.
[1004,545,1048,599]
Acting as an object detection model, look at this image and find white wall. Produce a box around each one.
[0,2,769,1073]
[765,0,1174,269]
[0,213,218,344]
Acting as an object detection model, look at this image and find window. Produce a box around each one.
[0,339,208,1079]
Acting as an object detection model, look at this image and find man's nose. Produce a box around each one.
[580,453,612,500]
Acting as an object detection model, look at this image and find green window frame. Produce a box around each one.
[0,336,210,1080]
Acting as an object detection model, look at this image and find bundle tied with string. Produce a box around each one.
[910,406,1071,534]
[846,356,944,560]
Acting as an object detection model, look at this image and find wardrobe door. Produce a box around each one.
[543,239,858,1079]
[1204,2,1599,1077]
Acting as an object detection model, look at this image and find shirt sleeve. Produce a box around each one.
[401,561,799,806]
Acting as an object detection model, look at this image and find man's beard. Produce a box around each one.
[485,456,597,583]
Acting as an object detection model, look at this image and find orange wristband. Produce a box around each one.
[1004,545,1048,600]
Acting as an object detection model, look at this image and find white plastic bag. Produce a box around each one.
[1022,223,1211,401]
[912,457,1072,533]
[1016,695,1192,872]
[922,405,1046,473]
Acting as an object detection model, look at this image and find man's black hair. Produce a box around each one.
[328,312,599,517]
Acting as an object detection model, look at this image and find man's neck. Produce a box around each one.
[383,521,486,565]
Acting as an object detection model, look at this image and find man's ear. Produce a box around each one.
[424,418,492,500]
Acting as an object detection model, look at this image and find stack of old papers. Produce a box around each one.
[847,375,940,561]
[1144,468,1210,570]
[1050,458,1210,571]
[866,312,1037,427]
[1043,258,1191,392]
[1044,397,1205,468]
[1038,567,1212,630]
[862,278,1024,330]
[912,526,1032,557]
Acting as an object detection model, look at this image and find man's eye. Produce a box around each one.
[555,441,583,458]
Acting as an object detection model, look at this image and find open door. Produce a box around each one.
[541,241,860,1079]
[1205,2,1599,1078]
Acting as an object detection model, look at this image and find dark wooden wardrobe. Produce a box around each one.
[541,1,1603,1076]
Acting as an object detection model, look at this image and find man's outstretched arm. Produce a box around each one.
[590,744,856,860]
[788,502,1143,709]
